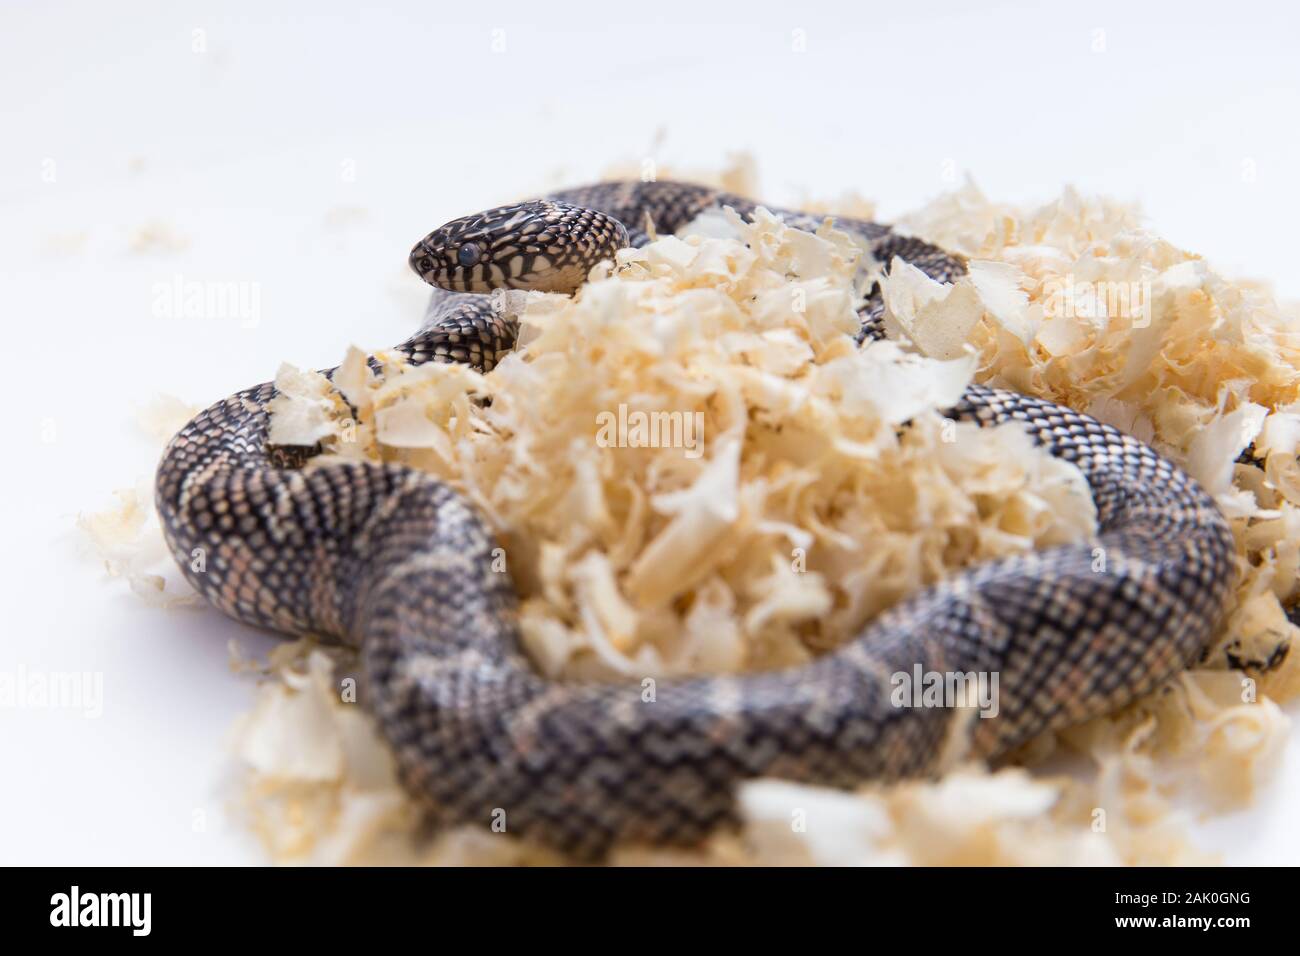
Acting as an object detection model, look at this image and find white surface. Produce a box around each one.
[1,0,1298,864]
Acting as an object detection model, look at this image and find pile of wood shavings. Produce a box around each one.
[269,207,1094,679]
[82,164,1299,864]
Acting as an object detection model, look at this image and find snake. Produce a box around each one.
[156,179,1235,860]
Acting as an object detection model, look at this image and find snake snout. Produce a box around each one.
[408,227,464,292]
[410,199,630,296]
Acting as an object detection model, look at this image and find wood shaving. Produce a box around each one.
[78,397,202,609]
[128,220,191,255]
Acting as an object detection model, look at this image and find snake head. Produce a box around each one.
[409,199,629,294]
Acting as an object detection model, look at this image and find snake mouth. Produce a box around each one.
[408,234,507,293]
[410,238,589,295]
[409,240,450,288]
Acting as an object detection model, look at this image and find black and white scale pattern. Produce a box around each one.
[156,180,1235,859]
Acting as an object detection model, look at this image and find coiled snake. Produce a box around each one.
[156,180,1234,859]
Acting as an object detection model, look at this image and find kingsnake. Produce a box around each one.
[156,180,1234,858]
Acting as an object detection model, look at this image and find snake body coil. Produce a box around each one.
[156,180,1234,858]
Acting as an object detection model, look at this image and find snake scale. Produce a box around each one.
[156,180,1235,859]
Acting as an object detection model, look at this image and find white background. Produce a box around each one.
[2,0,1298,864]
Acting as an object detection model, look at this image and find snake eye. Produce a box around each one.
[458,243,482,268]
